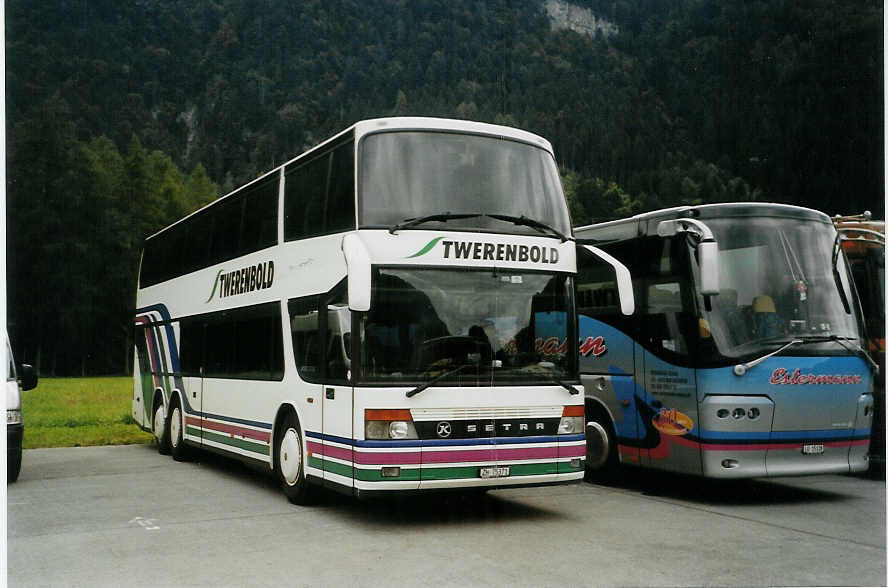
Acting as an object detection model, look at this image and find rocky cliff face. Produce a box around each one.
[544,0,618,38]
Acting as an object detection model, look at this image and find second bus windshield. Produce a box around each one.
[361,268,574,385]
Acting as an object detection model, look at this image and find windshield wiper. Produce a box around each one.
[485,213,570,242]
[733,339,803,377]
[389,213,482,234]
[733,335,863,377]
[547,376,579,394]
[405,363,477,398]
[831,336,881,375]
[388,212,570,242]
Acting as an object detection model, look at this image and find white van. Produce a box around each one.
[7,333,37,482]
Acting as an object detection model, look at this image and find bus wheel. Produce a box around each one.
[275,413,313,505]
[153,401,170,455]
[7,444,21,483]
[585,416,617,481]
[169,400,190,462]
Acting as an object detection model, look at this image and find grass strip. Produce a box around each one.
[21,377,154,449]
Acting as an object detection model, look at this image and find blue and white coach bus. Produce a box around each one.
[133,117,632,502]
[575,203,876,478]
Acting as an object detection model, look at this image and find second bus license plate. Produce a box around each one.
[480,466,510,479]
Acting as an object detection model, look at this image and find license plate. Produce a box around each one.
[802,444,825,455]
[479,466,510,479]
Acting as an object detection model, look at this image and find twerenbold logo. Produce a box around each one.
[405,236,559,264]
[206,260,275,303]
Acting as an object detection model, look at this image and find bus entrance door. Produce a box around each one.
[639,350,700,475]
[321,383,354,488]
[321,305,354,489]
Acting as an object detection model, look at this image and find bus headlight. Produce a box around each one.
[559,405,585,434]
[365,420,388,440]
[365,409,418,440]
[558,416,583,434]
[388,421,418,440]
[7,409,21,425]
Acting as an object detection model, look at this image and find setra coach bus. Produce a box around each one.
[132,117,633,502]
[575,203,876,479]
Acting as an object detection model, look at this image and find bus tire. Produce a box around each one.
[275,412,314,505]
[169,399,190,462]
[7,444,21,483]
[585,405,617,481]
[153,400,171,455]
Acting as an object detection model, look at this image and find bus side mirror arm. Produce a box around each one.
[342,233,372,312]
[658,218,720,296]
[581,245,635,315]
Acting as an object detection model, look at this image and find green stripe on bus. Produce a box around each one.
[349,462,560,482]
[308,457,562,482]
[308,456,354,478]
[420,462,560,480]
[190,427,269,456]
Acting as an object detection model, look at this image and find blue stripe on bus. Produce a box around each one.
[697,428,869,443]
[136,303,181,374]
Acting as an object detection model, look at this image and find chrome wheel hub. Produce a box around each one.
[279,428,302,486]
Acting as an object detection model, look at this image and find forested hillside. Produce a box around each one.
[6,0,883,375]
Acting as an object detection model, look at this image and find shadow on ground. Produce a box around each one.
[585,466,865,507]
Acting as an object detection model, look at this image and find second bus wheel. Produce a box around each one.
[585,407,618,481]
[153,400,170,455]
[275,413,314,505]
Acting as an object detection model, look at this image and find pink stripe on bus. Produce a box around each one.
[353,449,421,465]
[186,416,270,443]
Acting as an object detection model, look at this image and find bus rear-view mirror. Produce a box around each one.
[342,233,371,312]
[19,363,38,391]
[698,240,720,296]
[580,245,635,315]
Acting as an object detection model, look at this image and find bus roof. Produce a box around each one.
[574,202,833,242]
[350,117,553,153]
[146,117,553,243]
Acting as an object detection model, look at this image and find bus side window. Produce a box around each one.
[209,195,245,265]
[284,137,355,241]
[179,319,205,377]
[576,246,629,333]
[240,174,279,253]
[284,154,329,241]
[231,305,283,381]
[204,315,234,378]
[325,141,356,234]
[134,325,152,378]
[635,237,696,359]
[289,296,322,382]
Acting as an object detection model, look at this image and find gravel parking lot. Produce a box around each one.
[7,444,886,587]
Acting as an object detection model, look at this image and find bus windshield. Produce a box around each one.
[700,216,859,359]
[360,268,573,385]
[358,131,571,236]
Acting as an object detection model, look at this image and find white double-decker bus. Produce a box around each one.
[133,117,625,503]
